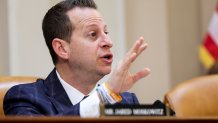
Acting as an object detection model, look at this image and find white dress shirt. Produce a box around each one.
[56,71,100,117]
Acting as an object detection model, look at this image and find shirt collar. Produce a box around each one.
[56,70,96,105]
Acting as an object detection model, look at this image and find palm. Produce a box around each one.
[120,71,135,92]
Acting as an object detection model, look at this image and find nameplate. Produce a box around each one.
[100,104,170,116]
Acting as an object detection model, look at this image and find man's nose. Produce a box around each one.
[99,37,113,49]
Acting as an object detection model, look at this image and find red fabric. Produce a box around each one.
[204,34,218,59]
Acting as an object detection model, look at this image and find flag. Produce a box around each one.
[199,3,218,69]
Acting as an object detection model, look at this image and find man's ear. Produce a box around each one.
[52,38,70,60]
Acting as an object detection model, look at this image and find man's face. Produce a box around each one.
[66,7,113,77]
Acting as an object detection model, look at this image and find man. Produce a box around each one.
[4,0,150,117]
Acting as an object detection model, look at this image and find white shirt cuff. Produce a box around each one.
[80,91,100,118]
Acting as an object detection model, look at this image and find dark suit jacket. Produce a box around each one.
[4,69,139,116]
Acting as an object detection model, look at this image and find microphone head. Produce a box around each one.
[153,100,163,106]
[153,100,175,116]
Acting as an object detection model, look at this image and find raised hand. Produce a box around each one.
[107,37,150,94]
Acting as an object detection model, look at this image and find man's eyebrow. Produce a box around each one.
[86,23,107,27]
[82,22,107,32]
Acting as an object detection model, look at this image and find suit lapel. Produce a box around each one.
[44,68,73,113]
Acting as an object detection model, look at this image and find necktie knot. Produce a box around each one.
[82,95,89,101]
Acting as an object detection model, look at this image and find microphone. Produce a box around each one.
[152,100,175,116]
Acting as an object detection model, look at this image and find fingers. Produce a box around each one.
[131,68,151,83]
[129,37,147,56]
[136,43,147,57]
[129,37,144,55]
[123,37,148,67]
[108,37,150,93]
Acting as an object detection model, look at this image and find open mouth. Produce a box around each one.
[102,54,113,60]
[100,53,113,64]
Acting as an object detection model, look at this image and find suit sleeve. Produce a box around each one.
[132,93,139,104]
[119,92,140,104]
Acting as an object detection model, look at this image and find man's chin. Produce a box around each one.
[102,71,111,76]
[98,68,111,76]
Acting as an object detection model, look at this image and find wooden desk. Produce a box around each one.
[1,116,218,123]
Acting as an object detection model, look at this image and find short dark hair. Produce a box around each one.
[42,0,97,65]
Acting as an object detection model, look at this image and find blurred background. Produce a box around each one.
[0,0,217,103]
